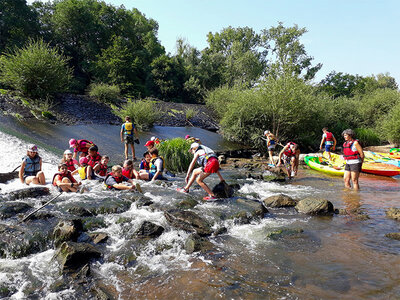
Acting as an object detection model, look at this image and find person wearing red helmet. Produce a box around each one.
[144,140,155,151]
[69,138,96,160]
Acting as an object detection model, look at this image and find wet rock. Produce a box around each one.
[136,196,154,208]
[82,217,106,231]
[0,171,18,183]
[88,232,109,244]
[212,181,235,198]
[263,173,286,182]
[386,208,400,221]
[0,284,15,298]
[385,232,400,240]
[177,198,198,209]
[266,228,304,240]
[263,194,297,208]
[164,209,213,236]
[246,172,263,180]
[53,219,83,247]
[28,211,55,220]
[213,227,228,236]
[135,221,164,238]
[185,234,214,254]
[336,208,370,220]
[8,187,50,200]
[295,197,334,215]
[216,149,257,159]
[0,202,32,219]
[232,211,252,225]
[54,241,101,271]
[236,198,268,217]
[88,200,132,215]
[67,206,93,217]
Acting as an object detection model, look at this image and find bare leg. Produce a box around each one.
[25,176,35,185]
[37,171,46,185]
[196,172,213,196]
[268,150,275,165]
[132,169,139,179]
[130,144,136,159]
[343,170,352,188]
[124,144,129,160]
[216,170,224,182]
[87,166,93,180]
[61,177,78,192]
[184,168,202,190]
[350,171,360,190]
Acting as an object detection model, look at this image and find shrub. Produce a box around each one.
[205,85,242,119]
[354,128,380,147]
[0,39,72,99]
[89,83,121,104]
[378,103,400,144]
[185,107,196,121]
[157,138,192,173]
[112,99,157,131]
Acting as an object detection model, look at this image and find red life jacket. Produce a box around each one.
[65,159,76,172]
[97,163,108,176]
[87,153,101,168]
[77,139,95,153]
[122,167,132,179]
[343,140,360,160]
[140,159,150,171]
[52,171,76,186]
[105,172,124,189]
[283,142,297,157]
[325,131,333,142]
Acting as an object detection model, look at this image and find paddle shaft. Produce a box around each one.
[19,192,62,223]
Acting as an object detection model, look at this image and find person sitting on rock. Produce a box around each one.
[177,143,225,201]
[52,163,82,192]
[104,165,141,192]
[139,152,151,173]
[69,138,96,160]
[61,149,78,172]
[19,144,46,185]
[86,146,101,180]
[122,159,139,179]
[93,155,109,180]
[277,142,300,178]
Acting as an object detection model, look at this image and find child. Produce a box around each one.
[277,142,300,178]
[177,143,225,200]
[266,132,277,166]
[122,159,140,179]
[93,155,109,180]
[136,148,166,181]
[69,138,96,160]
[104,165,141,191]
[86,146,101,180]
[144,140,155,151]
[139,152,151,173]
[319,127,337,160]
[52,163,81,192]
[78,157,89,180]
[61,149,78,172]
[19,144,46,185]
[120,116,139,161]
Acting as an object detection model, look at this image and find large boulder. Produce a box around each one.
[8,187,50,200]
[0,202,32,219]
[386,208,400,221]
[53,219,83,247]
[263,194,297,208]
[212,181,235,198]
[185,234,214,254]
[135,221,164,238]
[0,171,18,183]
[164,209,213,236]
[295,197,334,215]
[236,198,268,217]
[176,198,198,209]
[54,241,101,271]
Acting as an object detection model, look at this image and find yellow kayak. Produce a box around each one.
[304,156,344,176]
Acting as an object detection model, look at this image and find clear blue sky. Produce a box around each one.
[29,0,400,84]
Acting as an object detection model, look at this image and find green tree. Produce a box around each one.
[318,71,361,98]
[378,102,400,144]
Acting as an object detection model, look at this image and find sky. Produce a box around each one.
[28,0,400,84]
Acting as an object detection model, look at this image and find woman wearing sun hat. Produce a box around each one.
[19,144,46,185]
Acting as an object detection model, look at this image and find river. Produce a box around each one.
[0,118,399,299]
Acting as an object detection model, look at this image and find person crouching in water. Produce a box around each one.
[319,127,337,160]
[342,129,364,190]
[52,163,81,192]
[177,143,225,201]
[19,144,46,185]
[104,165,141,192]
[277,142,300,178]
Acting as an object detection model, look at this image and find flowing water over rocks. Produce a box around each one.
[0,130,399,299]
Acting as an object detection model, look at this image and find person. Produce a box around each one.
[177,143,225,200]
[120,116,139,161]
[266,132,277,166]
[122,159,139,179]
[139,151,151,173]
[136,148,166,181]
[61,149,78,172]
[185,135,201,144]
[277,142,300,178]
[69,139,96,160]
[342,129,364,190]
[19,144,46,185]
[144,140,155,151]
[320,127,337,160]
[93,155,109,180]
[77,157,89,180]
[86,146,101,180]
[150,136,161,145]
[104,165,141,192]
[52,163,81,192]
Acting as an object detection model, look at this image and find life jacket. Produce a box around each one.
[139,159,150,171]
[78,166,87,180]
[104,172,124,189]
[283,142,297,157]
[97,163,108,177]
[325,132,334,142]
[149,157,165,174]
[52,171,76,186]
[196,145,217,167]
[123,122,133,136]
[87,153,101,168]
[122,167,132,179]
[343,140,360,160]
[76,139,95,153]
[22,155,41,176]
[65,159,76,172]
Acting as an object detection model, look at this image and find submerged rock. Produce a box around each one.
[295,197,334,215]
[53,219,83,247]
[0,202,32,219]
[8,187,50,200]
[386,208,400,221]
[185,234,214,254]
[135,221,164,238]
[232,211,252,225]
[263,194,297,208]
[88,233,109,244]
[385,232,400,240]
[0,171,18,183]
[164,209,213,236]
[176,198,198,209]
[266,228,304,240]
[54,241,101,271]
[212,181,235,198]
[236,198,268,217]
[67,206,93,217]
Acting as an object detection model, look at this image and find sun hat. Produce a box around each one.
[27,144,38,152]
[185,135,191,140]
[190,142,200,150]
[64,149,73,155]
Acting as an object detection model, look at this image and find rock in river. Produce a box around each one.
[164,209,213,236]
[135,221,165,238]
[295,197,334,215]
[263,194,297,208]
[8,187,50,200]
[0,202,32,219]
[53,219,83,247]
[386,207,400,221]
[54,241,101,271]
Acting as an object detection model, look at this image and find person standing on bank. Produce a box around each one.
[120,116,139,161]
[342,129,364,190]
[19,144,46,185]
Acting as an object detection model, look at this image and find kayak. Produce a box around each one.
[304,156,344,176]
[363,151,400,167]
[326,152,400,177]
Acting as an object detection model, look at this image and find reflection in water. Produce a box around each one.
[342,191,362,213]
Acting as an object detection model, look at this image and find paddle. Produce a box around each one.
[18,192,62,224]
[11,165,21,172]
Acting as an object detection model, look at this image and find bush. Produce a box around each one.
[89,83,121,104]
[185,107,196,121]
[354,128,380,147]
[0,39,72,99]
[157,138,192,173]
[206,85,242,119]
[112,99,157,131]
[378,103,400,144]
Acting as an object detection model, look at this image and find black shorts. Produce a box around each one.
[345,162,362,172]
[124,136,134,145]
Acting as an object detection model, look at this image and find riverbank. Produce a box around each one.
[0,93,219,131]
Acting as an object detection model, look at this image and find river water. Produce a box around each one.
[0,118,399,299]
